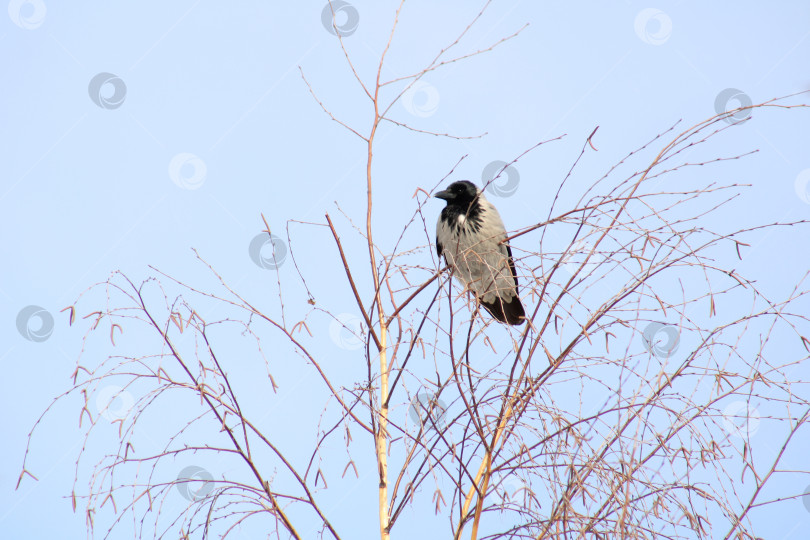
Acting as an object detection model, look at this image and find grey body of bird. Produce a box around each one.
[435,180,525,325]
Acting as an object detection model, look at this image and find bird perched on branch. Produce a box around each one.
[435,180,525,325]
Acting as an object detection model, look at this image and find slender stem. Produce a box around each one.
[371,12,391,538]
[325,213,382,351]
[377,324,390,539]
[135,286,304,539]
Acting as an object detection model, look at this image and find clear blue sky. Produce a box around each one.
[2,1,809,538]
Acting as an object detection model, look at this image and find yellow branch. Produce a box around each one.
[458,398,515,539]
[378,322,389,539]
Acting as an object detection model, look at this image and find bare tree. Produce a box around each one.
[19,3,810,539]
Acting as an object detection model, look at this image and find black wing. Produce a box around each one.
[482,240,524,325]
[436,235,443,258]
[505,242,519,289]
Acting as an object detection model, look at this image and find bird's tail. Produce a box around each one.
[481,296,525,325]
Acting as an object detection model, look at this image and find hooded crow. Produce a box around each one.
[435,180,525,325]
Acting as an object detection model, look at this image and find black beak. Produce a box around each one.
[434,189,453,201]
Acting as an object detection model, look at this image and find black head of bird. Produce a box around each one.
[434,180,525,325]
[434,180,478,204]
